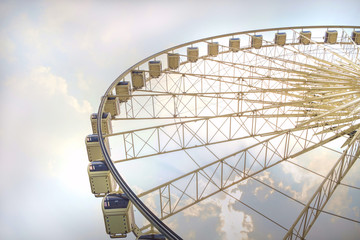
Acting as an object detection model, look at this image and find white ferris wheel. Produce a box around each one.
[86,26,360,240]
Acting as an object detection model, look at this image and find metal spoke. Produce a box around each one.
[92,26,360,239]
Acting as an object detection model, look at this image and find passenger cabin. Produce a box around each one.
[325,30,338,44]
[131,70,145,89]
[137,234,166,240]
[88,161,116,197]
[85,134,110,162]
[168,53,180,70]
[149,61,162,78]
[251,35,263,49]
[187,47,199,62]
[115,81,131,102]
[300,31,311,45]
[229,38,240,52]
[104,96,120,118]
[208,42,219,57]
[352,31,360,44]
[275,32,286,46]
[91,112,113,135]
[102,193,135,238]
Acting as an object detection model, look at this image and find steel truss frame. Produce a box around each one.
[284,138,360,239]
[97,26,360,239]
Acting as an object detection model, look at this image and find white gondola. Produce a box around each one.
[131,70,145,89]
[102,193,135,238]
[275,32,286,46]
[352,30,360,45]
[85,134,110,162]
[88,161,117,197]
[251,35,263,49]
[115,81,131,102]
[137,234,166,240]
[229,38,240,52]
[325,30,338,44]
[168,53,180,70]
[187,47,199,62]
[91,112,113,135]
[300,31,311,45]
[104,96,120,118]
[149,61,162,78]
[208,42,219,56]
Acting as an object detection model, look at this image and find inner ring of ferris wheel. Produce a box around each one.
[89,26,360,239]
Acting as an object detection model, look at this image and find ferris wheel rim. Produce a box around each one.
[103,25,359,95]
[96,25,360,240]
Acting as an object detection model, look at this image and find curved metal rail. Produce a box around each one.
[97,100,182,240]
[97,25,360,239]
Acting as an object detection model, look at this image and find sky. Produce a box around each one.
[0,0,359,239]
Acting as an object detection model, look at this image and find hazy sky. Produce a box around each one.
[0,0,359,239]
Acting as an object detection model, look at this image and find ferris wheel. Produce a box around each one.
[86,26,360,240]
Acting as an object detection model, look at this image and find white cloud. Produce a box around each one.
[6,66,93,114]
[67,95,93,114]
[142,192,157,214]
[281,160,323,201]
[0,31,16,62]
[185,230,196,239]
[182,202,206,218]
[172,184,253,239]
[253,171,275,199]
[326,187,352,221]
[352,206,360,218]
[165,217,179,233]
[0,65,94,197]
[77,72,90,91]
[32,66,68,95]
[182,200,218,220]
[215,186,254,240]
[241,214,254,238]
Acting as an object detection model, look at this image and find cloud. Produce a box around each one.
[326,186,352,222]
[215,186,254,240]
[182,200,219,220]
[6,66,93,114]
[0,62,99,240]
[32,66,68,94]
[185,230,196,239]
[0,32,16,62]
[280,159,324,202]
[253,171,275,199]
[77,72,90,91]
[0,65,93,195]
[67,95,93,114]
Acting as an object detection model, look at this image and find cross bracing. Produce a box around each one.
[108,114,359,163]
[284,139,360,239]
[96,26,360,240]
[135,128,351,220]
